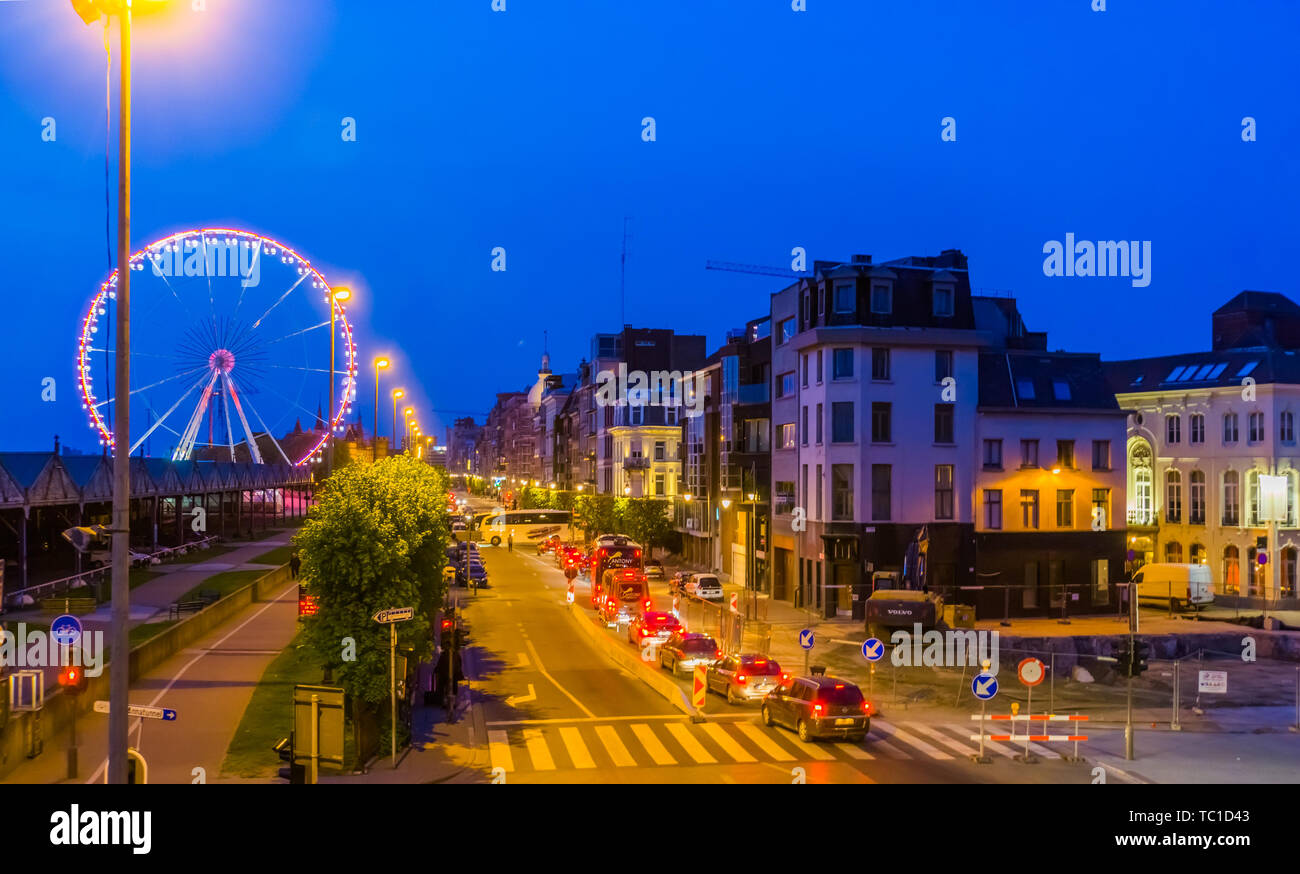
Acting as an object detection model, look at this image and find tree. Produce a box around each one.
[573,493,622,540]
[293,455,451,749]
[624,498,674,557]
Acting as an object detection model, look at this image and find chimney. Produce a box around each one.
[54,434,61,456]
[851,254,871,265]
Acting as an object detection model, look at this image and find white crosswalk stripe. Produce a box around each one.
[594,724,638,767]
[872,719,954,760]
[558,726,596,768]
[523,728,555,770]
[666,722,717,764]
[488,730,514,773]
[630,723,677,765]
[908,722,979,756]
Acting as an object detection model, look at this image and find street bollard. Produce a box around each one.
[1049,652,1055,715]
[1172,659,1181,731]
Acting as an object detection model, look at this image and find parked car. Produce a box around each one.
[627,610,682,646]
[643,559,665,580]
[707,654,787,705]
[455,561,489,588]
[761,673,871,742]
[539,536,562,555]
[687,573,723,601]
[658,631,720,676]
[1131,562,1214,611]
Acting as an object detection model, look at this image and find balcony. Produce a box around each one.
[1127,508,1156,527]
[623,456,651,470]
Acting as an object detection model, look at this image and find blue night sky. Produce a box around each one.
[1,0,1296,454]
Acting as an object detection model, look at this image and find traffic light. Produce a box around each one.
[1132,640,1151,677]
[57,665,88,695]
[1112,640,1132,678]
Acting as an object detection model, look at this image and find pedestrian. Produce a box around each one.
[289,551,301,579]
[507,530,513,552]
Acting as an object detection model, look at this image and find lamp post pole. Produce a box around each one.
[107,2,133,786]
[372,359,387,462]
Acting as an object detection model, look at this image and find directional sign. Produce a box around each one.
[861,638,884,662]
[93,700,177,721]
[692,665,707,710]
[1017,657,1046,687]
[971,673,999,700]
[729,592,739,613]
[373,607,415,624]
[50,614,83,648]
[798,628,815,650]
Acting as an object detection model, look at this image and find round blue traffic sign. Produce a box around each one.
[798,628,815,650]
[861,637,885,662]
[971,673,998,700]
[51,614,83,648]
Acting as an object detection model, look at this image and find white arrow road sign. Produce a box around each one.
[505,684,537,707]
[93,700,177,721]
[373,607,415,624]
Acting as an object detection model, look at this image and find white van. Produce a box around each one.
[1131,563,1214,611]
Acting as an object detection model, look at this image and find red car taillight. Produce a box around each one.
[644,599,652,608]
[862,700,872,715]
[780,672,790,682]
[736,674,747,685]
[715,649,722,658]
[812,702,824,716]
[639,628,648,637]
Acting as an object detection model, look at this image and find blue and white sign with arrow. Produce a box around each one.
[798,628,815,650]
[50,614,82,648]
[861,638,884,662]
[971,673,998,700]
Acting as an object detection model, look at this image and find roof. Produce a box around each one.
[1214,290,1300,316]
[1105,349,1296,394]
[0,453,53,489]
[979,351,1120,411]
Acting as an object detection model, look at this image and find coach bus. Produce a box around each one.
[475,509,571,547]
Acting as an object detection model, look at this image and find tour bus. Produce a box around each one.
[475,509,571,547]
[589,535,644,607]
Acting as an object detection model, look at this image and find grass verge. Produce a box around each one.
[179,569,266,604]
[252,545,293,566]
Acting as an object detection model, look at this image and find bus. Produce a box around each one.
[589,535,644,607]
[475,509,571,547]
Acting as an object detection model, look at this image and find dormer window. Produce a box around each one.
[833,281,856,314]
[871,282,892,314]
[933,283,955,317]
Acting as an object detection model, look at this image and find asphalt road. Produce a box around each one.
[463,543,1130,785]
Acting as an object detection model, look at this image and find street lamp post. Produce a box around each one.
[392,389,404,453]
[326,288,351,477]
[372,358,389,462]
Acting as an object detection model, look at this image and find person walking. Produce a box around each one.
[507,530,514,552]
[289,551,301,579]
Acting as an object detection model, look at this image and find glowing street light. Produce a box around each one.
[373,357,389,462]
[391,388,404,453]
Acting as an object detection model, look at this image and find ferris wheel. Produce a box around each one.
[76,227,359,466]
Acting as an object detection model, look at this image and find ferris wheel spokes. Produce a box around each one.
[228,373,295,467]
[222,372,264,465]
[91,364,209,411]
[173,369,223,462]
[128,370,213,457]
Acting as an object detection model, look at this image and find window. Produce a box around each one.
[1091,440,1110,471]
[832,348,853,379]
[935,465,954,520]
[801,464,808,510]
[777,318,795,345]
[935,350,954,382]
[1017,379,1035,400]
[1020,439,1039,468]
[777,371,796,398]
[778,423,795,449]
[832,464,854,520]
[801,406,808,445]
[1189,471,1205,524]
[1056,490,1074,528]
[1056,440,1075,469]
[654,473,664,495]
[1020,490,1040,529]
[871,403,891,443]
[815,403,823,444]
[629,405,644,425]
[815,464,822,520]
[833,282,856,314]
[1222,545,1240,595]
[1165,470,1181,523]
[1284,548,1297,599]
[871,348,890,381]
[1190,543,1206,565]
[801,293,810,325]
[934,404,955,444]
[1091,558,1110,606]
[801,354,809,388]
[871,465,891,520]
[1166,415,1181,444]
[932,283,954,317]
[1052,379,1071,401]
[1165,541,1183,563]
[983,438,1003,469]
[871,283,892,314]
[1249,411,1264,443]
[1282,411,1296,444]
[654,440,666,461]
[1222,471,1240,525]
[1223,412,1239,444]
[1092,488,1110,529]
[775,481,796,516]
[831,402,854,443]
[984,489,1003,529]
[1190,414,1205,445]
[1248,470,1260,525]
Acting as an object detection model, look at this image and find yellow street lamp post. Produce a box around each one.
[392,388,404,453]
[373,357,389,462]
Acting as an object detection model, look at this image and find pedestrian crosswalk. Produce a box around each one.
[484,716,1095,774]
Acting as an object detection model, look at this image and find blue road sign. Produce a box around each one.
[798,629,815,650]
[861,638,884,662]
[50,614,82,648]
[162,709,178,721]
[971,673,999,700]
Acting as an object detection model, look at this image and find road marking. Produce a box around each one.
[665,723,718,764]
[488,730,515,772]
[487,714,703,726]
[594,725,638,767]
[516,652,530,668]
[1025,741,1063,760]
[522,728,555,770]
[505,684,537,707]
[630,723,677,765]
[735,724,795,761]
[558,726,596,769]
[525,639,596,719]
[833,742,875,760]
[873,720,951,759]
[700,723,757,762]
[909,722,979,756]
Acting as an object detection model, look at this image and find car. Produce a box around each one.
[760,673,872,742]
[707,654,788,705]
[539,536,561,555]
[658,631,720,677]
[686,573,723,601]
[627,610,682,646]
[643,559,665,580]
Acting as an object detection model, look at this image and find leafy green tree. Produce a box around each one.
[624,498,673,557]
[294,456,451,710]
[573,493,622,540]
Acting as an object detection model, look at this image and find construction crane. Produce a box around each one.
[705,259,809,279]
